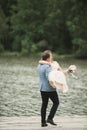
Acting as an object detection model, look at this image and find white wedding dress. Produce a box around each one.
[48,61,68,93]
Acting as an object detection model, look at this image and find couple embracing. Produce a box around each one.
[37,50,70,127]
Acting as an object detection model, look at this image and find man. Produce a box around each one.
[37,50,59,127]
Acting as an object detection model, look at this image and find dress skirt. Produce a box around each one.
[48,70,68,93]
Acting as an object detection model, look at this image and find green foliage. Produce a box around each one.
[36,40,49,51]
[0,43,4,52]
[0,7,9,50]
[0,0,87,58]
[73,39,87,58]
[11,0,46,52]
[12,35,21,52]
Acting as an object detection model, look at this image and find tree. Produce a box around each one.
[0,7,9,51]
[0,0,17,51]
[11,0,47,53]
[0,0,86,58]
[66,0,87,58]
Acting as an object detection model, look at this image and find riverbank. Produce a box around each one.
[1,51,87,60]
[0,116,87,130]
[0,51,75,59]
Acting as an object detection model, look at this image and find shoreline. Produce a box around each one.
[0,116,87,130]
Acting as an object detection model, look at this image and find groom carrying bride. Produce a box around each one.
[37,50,77,127]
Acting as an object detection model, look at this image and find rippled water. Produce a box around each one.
[0,56,87,116]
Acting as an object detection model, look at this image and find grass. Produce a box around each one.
[0,51,77,60]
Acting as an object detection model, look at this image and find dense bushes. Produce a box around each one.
[0,0,87,58]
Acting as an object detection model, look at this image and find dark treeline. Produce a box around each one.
[0,0,87,58]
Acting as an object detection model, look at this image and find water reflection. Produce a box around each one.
[0,57,87,116]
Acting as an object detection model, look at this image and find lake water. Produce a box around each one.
[0,56,87,116]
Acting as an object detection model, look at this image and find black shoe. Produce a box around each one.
[47,119,57,125]
[41,123,48,127]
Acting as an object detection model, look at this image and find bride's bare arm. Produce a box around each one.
[39,60,50,65]
[57,64,69,74]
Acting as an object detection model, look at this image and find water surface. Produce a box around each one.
[0,56,87,116]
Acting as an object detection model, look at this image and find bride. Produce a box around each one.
[39,60,77,93]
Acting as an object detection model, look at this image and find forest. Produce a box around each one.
[0,0,87,58]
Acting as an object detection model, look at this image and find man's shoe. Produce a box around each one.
[41,123,48,127]
[47,119,57,125]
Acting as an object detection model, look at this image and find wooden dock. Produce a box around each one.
[0,116,87,130]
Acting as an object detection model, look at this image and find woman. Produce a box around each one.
[39,58,77,93]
